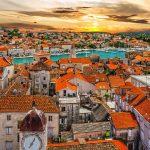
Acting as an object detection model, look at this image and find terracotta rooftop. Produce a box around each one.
[67,68,81,74]
[129,92,145,106]
[0,57,11,67]
[3,76,30,96]
[30,61,49,71]
[135,99,150,123]
[107,64,118,70]
[56,72,87,83]
[58,58,92,64]
[83,74,108,84]
[0,45,7,52]
[108,76,125,88]
[96,82,110,90]
[56,81,77,92]
[56,72,88,92]
[47,140,128,150]
[0,96,59,113]
[44,59,54,66]
[111,112,138,129]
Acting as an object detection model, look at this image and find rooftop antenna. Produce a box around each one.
[32,100,37,110]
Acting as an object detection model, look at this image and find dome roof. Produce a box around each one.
[89,54,100,63]
[20,108,46,131]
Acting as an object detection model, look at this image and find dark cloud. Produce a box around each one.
[93,2,150,16]
[19,11,58,17]
[113,3,149,14]
[0,23,56,30]
[107,14,149,24]
[53,8,78,13]
[76,7,91,9]
[19,9,84,19]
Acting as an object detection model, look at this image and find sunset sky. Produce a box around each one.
[0,0,150,32]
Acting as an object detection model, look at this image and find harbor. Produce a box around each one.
[13,49,126,64]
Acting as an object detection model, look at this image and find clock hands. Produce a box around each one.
[29,137,35,148]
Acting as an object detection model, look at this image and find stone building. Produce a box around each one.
[19,107,47,150]
[30,61,50,95]
[110,112,139,150]
[72,121,111,140]
[55,72,95,130]
[0,95,59,150]
[0,57,14,90]
[133,99,150,150]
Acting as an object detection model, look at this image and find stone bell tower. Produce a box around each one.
[19,102,47,150]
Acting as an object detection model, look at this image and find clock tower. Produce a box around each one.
[19,102,47,150]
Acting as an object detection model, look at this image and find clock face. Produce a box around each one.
[22,134,42,150]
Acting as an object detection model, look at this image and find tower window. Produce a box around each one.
[49,116,53,121]
[7,115,11,121]
[5,127,12,135]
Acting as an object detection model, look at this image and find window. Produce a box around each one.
[18,121,22,129]
[5,127,12,135]
[7,115,11,121]
[63,90,66,96]
[17,134,20,142]
[43,77,46,80]
[49,116,53,121]
[43,84,47,88]
[60,118,65,124]
[5,141,13,150]
[61,107,66,112]
[120,132,127,139]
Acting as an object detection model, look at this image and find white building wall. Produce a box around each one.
[133,109,150,150]
[6,65,14,79]
[70,78,95,94]
[59,88,76,97]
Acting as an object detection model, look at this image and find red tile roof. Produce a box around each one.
[44,59,54,66]
[47,140,128,150]
[135,55,143,61]
[56,81,77,92]
[0,96,59,113]
[58,58,92,64]
[108,76,125,88]
[96,82,110,90]
[0,57,10,67]
[57,72,87,83]
[56,72,88,92]
[30,61,49,71]
[0,45,7,52]
[129,93,145,106]
[107,64,118,70]
[111,112,138,129]
[84,74,108,84]
[135,99,150,123]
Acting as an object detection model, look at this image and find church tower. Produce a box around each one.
[70,44,76,58]
[19,102,47,150]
